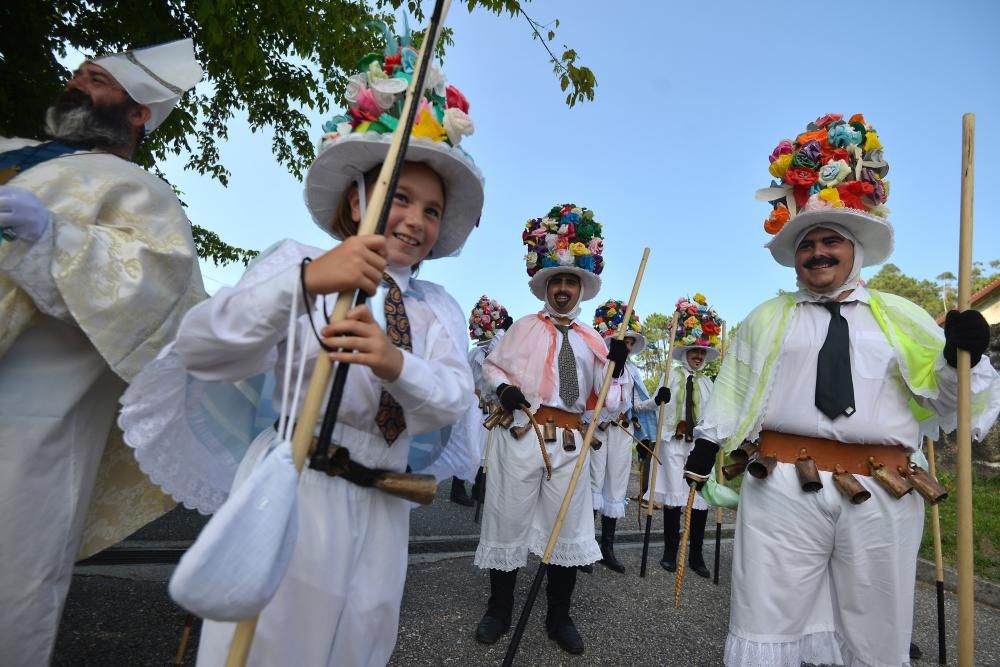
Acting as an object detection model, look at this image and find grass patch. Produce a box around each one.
[920,469,1000,582]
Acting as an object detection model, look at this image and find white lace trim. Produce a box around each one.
[474,538,601,571]
[652,490,709,510]
[118,346,240,514]
[591,491,604,512]
[724,630,843,667]
[600,497,626,518]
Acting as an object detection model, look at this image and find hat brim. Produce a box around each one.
[672,345,720,364]
[601,331,646,355]
[528,266,602,302]
[765,207,893,268]
[304,132,485,259]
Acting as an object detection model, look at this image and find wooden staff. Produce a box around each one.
[473,426,495,524]
[639,313,680,578]
[173,613,195,665]
[674,483,697,608]
[926,435,946,665]
[712,320,727,586]
[501,248,651,667]
[224,2,453,664]
[955,112,975,667]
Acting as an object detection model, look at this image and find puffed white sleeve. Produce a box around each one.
[174,240,314,382]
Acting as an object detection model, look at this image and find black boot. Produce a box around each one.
[471,466,486,504]
[450,476,474,507]
[545,565,584,655]
[660,506,680,572]
[599,515,626,574]
[475,568,517,644]
[687,508,710,578]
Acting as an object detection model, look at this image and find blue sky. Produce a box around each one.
[130,0,1000,327]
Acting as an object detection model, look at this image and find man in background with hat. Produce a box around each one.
[589,299,653,574]
[684,113,1000,666]
[0,39,205,663]
[640,294,722,578]
[473,204,625,655]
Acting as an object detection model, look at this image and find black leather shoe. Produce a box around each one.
[577,563,593,574]
[659,556,676,572]
[474,614,510,644]
[689,561,710,578]
[909,641,921,660]
[546,621,584,655]
[450,477,475,507]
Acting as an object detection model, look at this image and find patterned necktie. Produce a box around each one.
[553,323,580,407]
[375,273,412,444]
[815,301,856,420]
[683,373,695,442]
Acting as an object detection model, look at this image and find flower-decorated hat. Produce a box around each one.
[756,113,892,267]
[304,20,484,259]
[523,204,605,301]
[672,294,722,363]
[593,299,646,354]
[469,295,511,345]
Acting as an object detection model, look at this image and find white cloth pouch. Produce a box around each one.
[169,438,299,621]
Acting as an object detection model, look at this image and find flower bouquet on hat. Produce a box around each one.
[593,299,646,354]
[672,293,722,363]
[756,113,893,267]
[523,203,605,301]
[469,295,511,345]
[304,20,484,260]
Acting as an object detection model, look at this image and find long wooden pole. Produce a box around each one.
[502,248,651,667]
[955,112,975,667]
[712,321,728,585]
[925,435,947,665]
[639,313,679,578]
[223,4,452,664]
[674,485,696,607]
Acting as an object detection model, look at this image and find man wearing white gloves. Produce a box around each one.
[0,39,205,665]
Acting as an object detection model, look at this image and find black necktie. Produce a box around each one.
[815,301,856,420]
[684,374,695,441]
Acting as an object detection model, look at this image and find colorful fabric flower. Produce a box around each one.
[769,153,793,179]
[769,140,794,163]
[445,85,469,113]
[764,202,790,234]
[817,159,850,186]
[828,123,863,148]
[814,113,843,128]
[784,167,819,187]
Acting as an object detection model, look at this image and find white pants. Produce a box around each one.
[197,428,410,667]
[589,424,632,518]
[725,461,924,667]
[0,316,124,666]
[475,425,600,570]
[643,435,708,510]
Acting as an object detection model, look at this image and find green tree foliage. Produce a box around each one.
[868,261,1000,318]
[0,0,595,265]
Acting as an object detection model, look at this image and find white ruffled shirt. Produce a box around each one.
[174,240,473,471]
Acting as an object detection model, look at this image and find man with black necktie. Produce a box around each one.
[638,294,724,577]
[682,113,1000,667]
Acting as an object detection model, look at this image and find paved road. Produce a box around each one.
[57,540,1000,666]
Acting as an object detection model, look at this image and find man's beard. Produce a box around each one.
[45,88,134,148]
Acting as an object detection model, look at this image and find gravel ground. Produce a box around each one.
[56,541,1000,666]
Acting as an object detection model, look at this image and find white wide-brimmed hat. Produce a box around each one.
[523,204,605,302]
[757,112,893,267]
[92,38,202,132]
[672,294,723,364]
[593,299,646,354]
[303,21,484,260]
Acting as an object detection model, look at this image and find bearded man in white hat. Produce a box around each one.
[0,39,205,664]
[473,204,625,655]
[684,113,1000,667]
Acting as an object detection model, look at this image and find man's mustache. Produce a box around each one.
[554,291,572,300]
[803,255,839,269]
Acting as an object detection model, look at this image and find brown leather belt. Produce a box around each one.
[534,405,582,430]
[757,431,908,477]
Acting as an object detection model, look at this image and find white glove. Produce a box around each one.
[0,185,51,243]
